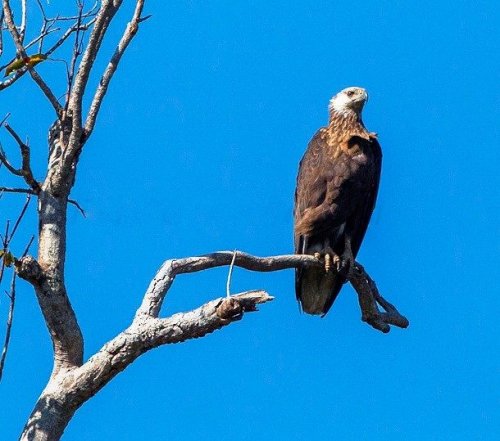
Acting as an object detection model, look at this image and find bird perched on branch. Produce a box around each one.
[3,53,47,77]
[294,87,382,316]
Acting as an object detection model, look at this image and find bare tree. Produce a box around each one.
[0,1,408,439]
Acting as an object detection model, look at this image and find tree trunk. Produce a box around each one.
[20,389,75,441]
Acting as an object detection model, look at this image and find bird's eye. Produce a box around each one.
[347,90,355,97]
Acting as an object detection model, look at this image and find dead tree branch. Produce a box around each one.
[0,271,16,382]
[135,251,408,332]
[84,0,148,136]
[18,249,407,439]
[0,187,35,195]
[350,262,409,332]
[0,196,32,382]
[2,0,62,113]
[2,123,40,191]
[67,0,123,130]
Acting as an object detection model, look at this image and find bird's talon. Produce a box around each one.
[332,254,341,272]
[324,254,331,272]
[314,252,321,260]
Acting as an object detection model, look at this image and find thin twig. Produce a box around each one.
[65,1,85,109]
[45,17,96,58]
[0,145,23,176]
[8,195,31,242]
[0,186,85,217]
[0,271,16,382]
[25,27,60,53]
[0,8,4,56]
[68,198,86,217]
[21,235,35,258]
[0,221,10,285]
[0,187,35,195]
[226,250,237,298]
[0,112,10,127]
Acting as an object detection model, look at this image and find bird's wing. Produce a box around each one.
[345,136,382,257]
[294,130,351,251]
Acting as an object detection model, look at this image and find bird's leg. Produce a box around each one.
[333,253,341,270]
[312,248,334,273]
[323,246,335,273]
[324,253,331,272]
[313,251,331,272]
[337,236,354,277]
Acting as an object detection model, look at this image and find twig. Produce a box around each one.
[45,17,96,58]
[34,0,48,54]
[2,123,40,191]
[0,271,16,382]
[64,2,86,109]
[0,8,4,57]
[0,186,85,217]
[0,145,23,176]
[0,70,24,91]
[226,250,237,298]
[8,195,31,242]
[68,198,86,217]
[0,195,31,284]
[0,112,10,127]
[24,27,60,53]
[0,221,10,285]
[21,235,35,258]
[0,187,35,195]
[0,199,31,383]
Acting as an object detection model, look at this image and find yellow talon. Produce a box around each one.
[324,254,331,272]
[333,254,341,272]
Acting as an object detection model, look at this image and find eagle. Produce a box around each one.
[294,87,382,316]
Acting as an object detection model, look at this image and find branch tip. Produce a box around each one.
[216,290,273,321]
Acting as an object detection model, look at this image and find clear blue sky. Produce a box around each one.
[1,1,499,439]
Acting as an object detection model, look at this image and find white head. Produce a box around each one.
[329,87,368,116]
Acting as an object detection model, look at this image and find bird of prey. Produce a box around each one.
[294,87,382,316]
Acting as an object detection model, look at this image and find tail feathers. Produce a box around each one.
[296,266,343,316]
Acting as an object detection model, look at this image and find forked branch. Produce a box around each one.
[17,247,407,438]
[41,251,407,413]
[1,123,40,192]
[135,251,409,333]
[84,0,148,136]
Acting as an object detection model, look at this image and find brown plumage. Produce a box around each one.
[294,87,382,315]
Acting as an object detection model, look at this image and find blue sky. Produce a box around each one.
[1,1,499,439]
